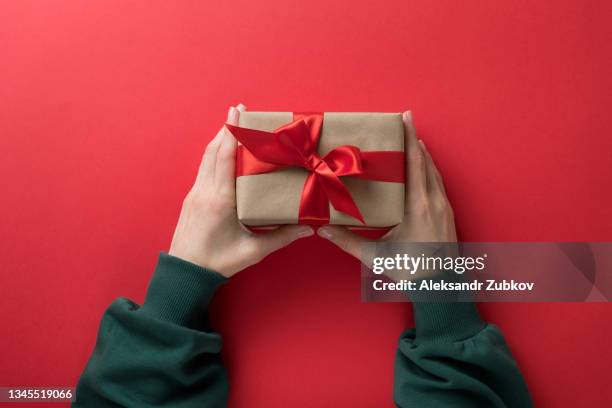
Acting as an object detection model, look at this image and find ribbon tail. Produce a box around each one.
[324,180,366,224]
[298,173,330,225]
[316,163,366,224]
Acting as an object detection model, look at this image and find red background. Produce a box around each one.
[1,1,611,407]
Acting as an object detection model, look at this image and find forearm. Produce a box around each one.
[394,302,532,408]
[73,253,229,408]
[72,104,310,407]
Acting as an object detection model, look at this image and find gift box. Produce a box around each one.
[227,112,405,227]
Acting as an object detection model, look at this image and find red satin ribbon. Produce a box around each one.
[226,113,404,225]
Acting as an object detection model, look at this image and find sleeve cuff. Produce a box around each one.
[140,252,228,327]
[413,302,486,343]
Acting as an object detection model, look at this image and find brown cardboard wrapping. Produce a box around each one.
[236,112,405,227]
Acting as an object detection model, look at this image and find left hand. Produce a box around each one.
[169,105,314,277]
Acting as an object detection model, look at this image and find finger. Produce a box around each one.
[253,225,314,255]
[215,132,238,192]
[214,107,239,185]
[236,103,247,113]
[196,126,225,186]
[418,139,441,194]
[419,139,447,197]
[403,111,427,203]
[227,105,239,125]
[317,226,369,260]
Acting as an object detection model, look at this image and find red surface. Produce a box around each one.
[1,1,611,407]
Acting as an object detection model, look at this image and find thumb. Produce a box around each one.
[317,226,369,260]
[254,225,314,255]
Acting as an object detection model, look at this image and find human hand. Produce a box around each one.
[317,111,457,261]
[169,105,314,277]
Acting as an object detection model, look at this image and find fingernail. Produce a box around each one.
[297,227,314,238]
[418,139,426,149]
[237,103,246,111]
[317,227,333,240]
[404,111,412,121]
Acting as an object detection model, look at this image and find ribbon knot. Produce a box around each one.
[227,112,405,225]
[304,154,324,172]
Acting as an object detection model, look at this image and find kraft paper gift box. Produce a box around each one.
[230,112,405,227]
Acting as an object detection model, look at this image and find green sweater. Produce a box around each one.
[74,253,532,407]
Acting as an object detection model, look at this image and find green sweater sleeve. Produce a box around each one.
[394,302,532,408]
[73,253,229,408]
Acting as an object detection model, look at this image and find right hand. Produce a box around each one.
[317,111,457,261]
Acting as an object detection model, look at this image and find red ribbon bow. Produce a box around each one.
[226,113,404,225]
